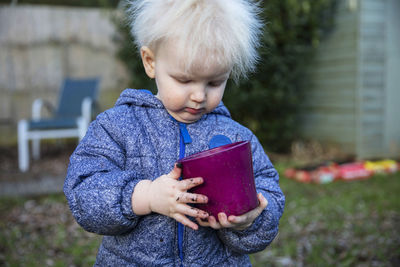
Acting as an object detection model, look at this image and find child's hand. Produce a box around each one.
[131,164,209,230]
[196,193,268,231]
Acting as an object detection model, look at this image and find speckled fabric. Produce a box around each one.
[64,89,285,266]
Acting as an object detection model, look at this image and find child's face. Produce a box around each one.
[141,42,231,123]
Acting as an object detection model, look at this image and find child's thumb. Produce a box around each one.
[169,163,182,180]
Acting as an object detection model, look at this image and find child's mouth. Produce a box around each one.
[185,107,203,115]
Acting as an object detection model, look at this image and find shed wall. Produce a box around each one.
[300,0,400,159]
[383,0,400,158]
[299,0,359,154]
[357,0,387,158]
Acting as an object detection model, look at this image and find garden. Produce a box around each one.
[1,153,399,266]
[1,0,399,266]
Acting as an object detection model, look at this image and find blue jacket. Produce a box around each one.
[64,89,285,266]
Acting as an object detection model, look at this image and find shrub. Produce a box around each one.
[224,0,337,152]
[10,0,336,153]
[113,0,337,153]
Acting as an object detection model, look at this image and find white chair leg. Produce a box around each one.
[32,138,40,160]
[18,120,30,172]
[77,117,87,141]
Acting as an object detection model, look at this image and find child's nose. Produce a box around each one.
[190,85,206,103]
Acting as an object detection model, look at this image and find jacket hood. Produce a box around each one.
[115,89,231,119]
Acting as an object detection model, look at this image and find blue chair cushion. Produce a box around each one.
[28,118,78,130]
[56,78,99,118]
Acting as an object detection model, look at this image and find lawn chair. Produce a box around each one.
[18,77,100,172]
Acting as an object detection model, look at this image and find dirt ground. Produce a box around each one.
[0,139,350,182]
[0,142,76,183]
[0,139,350,197]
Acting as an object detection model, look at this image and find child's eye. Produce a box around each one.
[171,76,192,84]
[173,76,191,84]
[209,81,224,87]
[179,80,191,84]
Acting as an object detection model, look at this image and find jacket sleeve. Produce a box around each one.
[217,134,285,254]
[63,111,142,235]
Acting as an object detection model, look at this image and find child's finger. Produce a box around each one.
[227,193,268,226]
[196,217,226,229]
[258,193,268,209]
[196,217,210,227]
[248,193,268,218]
[173,213,199,230]
[227,214,243,224]
[176,192,208,204]
[168,163,182,180]
[179,177,204,190]
[207,216,222,229]
[246,193,267,217]
[217,213,234,228]
[176,204,208,219]
[227,214,252,230]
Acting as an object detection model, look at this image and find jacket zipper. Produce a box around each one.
[177,122,192,267]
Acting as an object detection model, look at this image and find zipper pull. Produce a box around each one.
[179,123,192,144]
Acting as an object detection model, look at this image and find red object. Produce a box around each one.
[338,162,372,180]
[284,168,296,179]
[294,170,312,183]
[178,141,258,219]
[312,165,339,184]
[282,159,396,183]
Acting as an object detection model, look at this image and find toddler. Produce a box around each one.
[64,0,285,266]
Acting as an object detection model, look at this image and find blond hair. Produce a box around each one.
[127,0,263,81]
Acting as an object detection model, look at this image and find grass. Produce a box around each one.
[0,171,399,266]
[251,167,400,266]
[0,194,101,266]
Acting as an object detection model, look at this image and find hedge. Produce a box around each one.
[114,0,337,152]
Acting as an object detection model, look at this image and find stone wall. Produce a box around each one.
[0,5,130,144]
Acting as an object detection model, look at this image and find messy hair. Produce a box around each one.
[126,0,263,81]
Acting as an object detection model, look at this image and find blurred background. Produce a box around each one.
[0,0,399,266]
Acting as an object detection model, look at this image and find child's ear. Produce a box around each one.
[140,46,156,79]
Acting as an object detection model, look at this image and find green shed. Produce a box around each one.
[299,0,400,159]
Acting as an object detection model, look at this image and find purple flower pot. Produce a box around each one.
[178,141,258,219]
